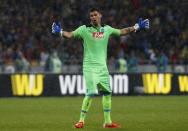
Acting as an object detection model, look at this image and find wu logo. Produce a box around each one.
[178,75,188,92]
[11,74,44,96]
[142,73,172,94]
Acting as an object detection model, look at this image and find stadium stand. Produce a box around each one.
[0,0,188,73]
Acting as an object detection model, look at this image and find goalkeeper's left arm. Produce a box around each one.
[120,18,150,35]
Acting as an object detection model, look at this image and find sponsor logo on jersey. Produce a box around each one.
[92,32,104,38]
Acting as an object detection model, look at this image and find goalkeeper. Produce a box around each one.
[52,8,149,128]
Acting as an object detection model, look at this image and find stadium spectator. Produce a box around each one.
[15,52,30,72]
[180,45,188,64]
[128,52,138,72]
[0,0,188,72]
[49,51,62,73]
[116,56,128,73]
[156,51,169,72]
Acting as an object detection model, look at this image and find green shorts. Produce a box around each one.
[83,69,111,96]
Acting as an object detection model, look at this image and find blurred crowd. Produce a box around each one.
[0,0,188,73]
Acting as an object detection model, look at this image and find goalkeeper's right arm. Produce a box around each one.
[52,22,73,39]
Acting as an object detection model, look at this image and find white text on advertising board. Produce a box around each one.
[59,75,129,95]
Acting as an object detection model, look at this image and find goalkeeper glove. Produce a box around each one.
[134,18,150,31]
[52,22,63,35]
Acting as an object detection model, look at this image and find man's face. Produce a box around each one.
[89,11,102,26]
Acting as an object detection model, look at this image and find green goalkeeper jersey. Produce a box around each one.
[73,25,120,71]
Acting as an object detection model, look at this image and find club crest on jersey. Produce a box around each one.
[92,32,104,38]
[100,27,104,32]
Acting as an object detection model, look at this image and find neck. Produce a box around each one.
[91,22,101,27]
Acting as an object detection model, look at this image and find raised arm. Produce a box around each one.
[120,26,136,35]
[52,22,73,39]
[120,18,150,36]
[61,31,73,39]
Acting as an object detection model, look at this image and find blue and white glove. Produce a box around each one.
[52,22,63,35]
[134,18,150,31]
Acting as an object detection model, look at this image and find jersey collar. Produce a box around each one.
[86,23,106,32]
[86,23,106,28]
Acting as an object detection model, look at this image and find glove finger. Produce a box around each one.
[145,22,149,26]
[52,22,57,27]
[144,19,150,29]
[144,19,149,24]
[52,23,59,33]
[52,30,55,33]
[139,18,143,22]
[145,25,149,29]
[52,22,56,30]
[145,23,150,29]
[55,22,61,28]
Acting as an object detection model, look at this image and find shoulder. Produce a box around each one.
[103,25,114,32]
[104,25,111,27]
[104,25,110,27]
[77,25,87,29]
[74,25,87,33]
[104,25,113,30]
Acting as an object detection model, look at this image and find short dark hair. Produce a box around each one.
[89,7,101,13]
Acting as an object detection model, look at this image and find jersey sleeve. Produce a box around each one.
[72,25,85,39]
[108,26,121,36]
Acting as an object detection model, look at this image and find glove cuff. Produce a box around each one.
[60,29,63,37]
[134,24,140,31]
